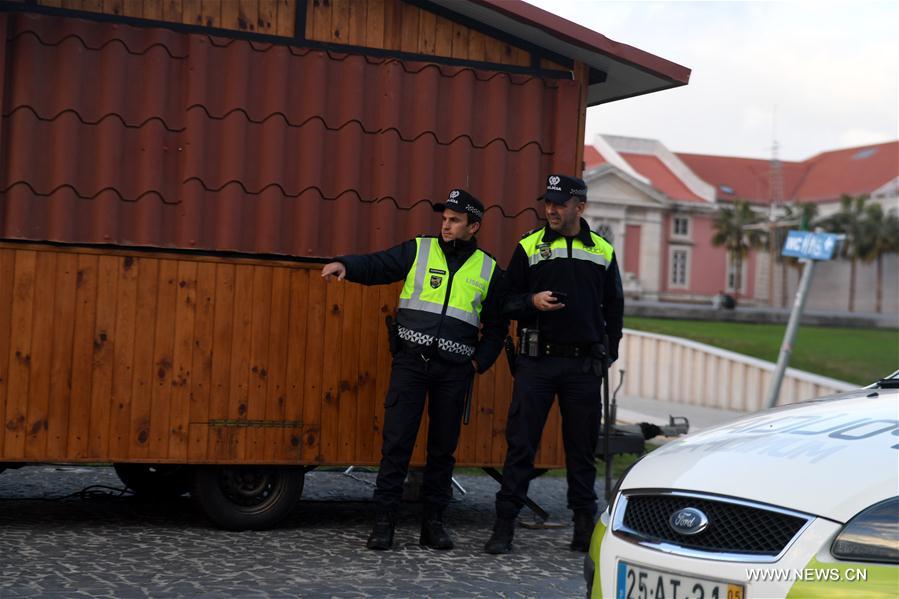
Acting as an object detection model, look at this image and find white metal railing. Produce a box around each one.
[612,329,856,412]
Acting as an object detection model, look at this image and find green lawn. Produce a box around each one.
[626,317,899,385]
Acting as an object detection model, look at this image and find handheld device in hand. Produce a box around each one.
[550,291,568,303]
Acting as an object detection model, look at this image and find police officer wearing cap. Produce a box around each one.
[322,189,507,551]
[484,174,623,554]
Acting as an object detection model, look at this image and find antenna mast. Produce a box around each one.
[768,106,785,306]
[769,106,784,213]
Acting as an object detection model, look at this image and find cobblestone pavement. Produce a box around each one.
[0,465,604,598]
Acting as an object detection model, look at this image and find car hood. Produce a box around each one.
[621,389,899,523]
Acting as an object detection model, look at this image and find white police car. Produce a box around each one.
[586,372,899,598]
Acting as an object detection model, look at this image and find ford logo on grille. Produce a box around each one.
[669,507,709,535]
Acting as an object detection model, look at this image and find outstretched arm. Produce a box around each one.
[323,240,418,286]
[321,262,346,281]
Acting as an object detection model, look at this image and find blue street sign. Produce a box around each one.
[782,230,840,260]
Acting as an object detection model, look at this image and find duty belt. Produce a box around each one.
[541,342,595,358]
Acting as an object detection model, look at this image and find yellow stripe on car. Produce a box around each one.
[589,518,606,599]
[786,558,899,598]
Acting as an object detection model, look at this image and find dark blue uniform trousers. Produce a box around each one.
[373,349,474,512]
[495,355,603,519]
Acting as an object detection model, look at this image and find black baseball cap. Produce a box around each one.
[542,174,588,204]
[433,188,485,222]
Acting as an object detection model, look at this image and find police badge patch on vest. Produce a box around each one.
[429,268,446,289]
[537,243,552,260]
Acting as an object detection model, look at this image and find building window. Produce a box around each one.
[672,216,690,237]
[726,253,747,293]
[670,248,689,288]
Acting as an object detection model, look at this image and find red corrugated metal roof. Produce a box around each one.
[459,0,691,105]
[475,0,691,84]
[0,12,583,265]
[618,152,706,203]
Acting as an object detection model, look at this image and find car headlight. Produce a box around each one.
[831,496,899,564]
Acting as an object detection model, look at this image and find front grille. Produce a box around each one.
[618,493,809,556]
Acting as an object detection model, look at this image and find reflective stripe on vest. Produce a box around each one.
[520,229,613,268]
[396,325,476,358]
[397,237,495,328]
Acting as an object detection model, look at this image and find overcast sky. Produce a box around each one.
[524,0,899,161]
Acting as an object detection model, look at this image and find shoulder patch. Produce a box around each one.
[519,226,544,240]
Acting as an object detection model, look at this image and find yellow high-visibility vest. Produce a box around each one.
[519,229,614,268]
[396,237,496,360]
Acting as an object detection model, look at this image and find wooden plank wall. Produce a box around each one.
[36,0,297,36]
[0,243,565,468]
[306,0,534,68]
[33,1,569,72]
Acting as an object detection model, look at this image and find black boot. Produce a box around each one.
[484,517,515,554]
[366,511,396,550]
[419,507,454,550]
[570,510,596,552]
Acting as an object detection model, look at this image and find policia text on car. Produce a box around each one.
[485,174,625,555]
[321,189,507,551]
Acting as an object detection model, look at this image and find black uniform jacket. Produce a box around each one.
[337,236,508,373]
[503,218,624,361]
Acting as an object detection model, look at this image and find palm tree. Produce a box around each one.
[712,201,766,298]
[859,202,899,313]
[818,194,871,312]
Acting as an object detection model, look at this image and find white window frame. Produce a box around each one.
[725,252,748,293]
[669,247,690,289]
[672,216,691,239]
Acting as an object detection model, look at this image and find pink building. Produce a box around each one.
[582,135,898,313]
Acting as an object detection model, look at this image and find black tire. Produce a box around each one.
[113,463,193,498]
[192,466,305,531]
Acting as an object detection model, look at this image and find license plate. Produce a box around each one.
[617,561,745,599]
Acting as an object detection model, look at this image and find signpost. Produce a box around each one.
[781,230,840,261]
[765,230,843,408]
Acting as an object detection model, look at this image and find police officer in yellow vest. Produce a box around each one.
[485,174,624,555]
[322,189,507,551]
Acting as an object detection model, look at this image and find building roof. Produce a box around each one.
[791,141,899,202]
[584,145,606,170]
[675,153,805,204]
[588,138,899,206]
[678,142,898,204]
[430,0,691,105]
[617,152,707,203]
